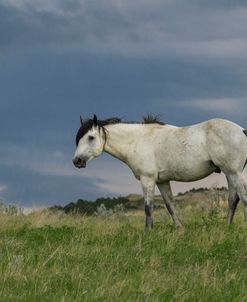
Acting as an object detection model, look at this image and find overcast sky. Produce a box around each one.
[0,0,247,207]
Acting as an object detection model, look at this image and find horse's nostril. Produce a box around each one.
[73,157,86,168]
[73,157,80,165]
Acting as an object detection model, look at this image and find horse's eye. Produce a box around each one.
[88,136,95,141]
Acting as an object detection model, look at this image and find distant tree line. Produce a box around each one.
[50,196,135,215]
[51,186,228,215]
[177,186,227,196]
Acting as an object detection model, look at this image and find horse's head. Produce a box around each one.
[73,114,105,168]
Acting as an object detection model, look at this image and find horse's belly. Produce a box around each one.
[157,161,216,183]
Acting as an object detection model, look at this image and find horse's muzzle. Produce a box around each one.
[72,157,87,168]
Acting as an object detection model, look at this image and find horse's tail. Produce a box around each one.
[244,130,247,169]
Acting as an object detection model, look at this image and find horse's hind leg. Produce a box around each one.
[157,182,183,227]
[227,173,247,223]
[227,190,240,224]
[226,176,240,224]
[237,176,247,223]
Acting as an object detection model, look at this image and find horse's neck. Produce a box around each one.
[103,124,142,163]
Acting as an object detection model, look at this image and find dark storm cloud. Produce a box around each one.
[1,0,247,60]
[0,2,75,54]
[0,0,128,56]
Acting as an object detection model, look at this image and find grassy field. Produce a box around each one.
[1,204,247,301]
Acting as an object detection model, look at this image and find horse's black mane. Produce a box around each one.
[142,114,164,125]
[76,114,165,146]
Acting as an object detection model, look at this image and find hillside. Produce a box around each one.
[53,187,228,215]
[126,187,228,209]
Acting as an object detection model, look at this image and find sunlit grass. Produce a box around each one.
[1,206,247,301]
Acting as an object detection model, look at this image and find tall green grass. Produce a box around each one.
[1,207,247,301]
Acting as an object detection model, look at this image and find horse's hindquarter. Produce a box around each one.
[206,119,247,174]
[155,123,215,182]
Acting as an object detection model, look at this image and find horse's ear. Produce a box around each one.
[93,114,98,126]
[80,115,84,125]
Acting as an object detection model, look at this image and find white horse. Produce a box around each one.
[73,114,247,229]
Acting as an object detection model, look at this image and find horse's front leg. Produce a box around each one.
[157,182,183,227]
[140,176,155,230]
